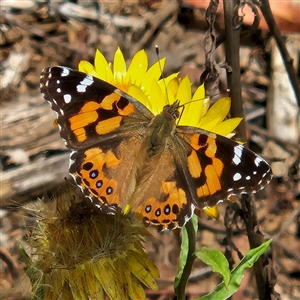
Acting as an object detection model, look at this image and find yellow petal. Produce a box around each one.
[113,47,127,83]
[178,77,211,126]
[199,97,211,119]
[141,58,165,95]
[134,250,160,281]
[158,73,178,100]
[164,72,179,86]
[127,49,148,86]
[190,84,208,122]
[180,83,210,127]
[210,117,242,137]
[176,76,191,104]
[148,79,166,115]
[78,61,98,77]
[112,260,132,297]
[191,83,205,101]
[165,76,179,105]
[128,84,152,110]
[203,206,219,219]
[198,97,231,130]
[69,268,88,300]
[94,49,114,83]
[127,253,158,289]
[84,262,103,298]
[148,57,165,81]
[128,275,146,300]
[94,262,123,300]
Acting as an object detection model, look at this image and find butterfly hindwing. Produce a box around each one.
[69,132,146,212]
[69,134,195,230]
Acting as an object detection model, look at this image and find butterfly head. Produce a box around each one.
[162,100,180,120]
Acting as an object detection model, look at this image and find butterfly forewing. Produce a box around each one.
[176,127,272,208]
[40,66,152,149]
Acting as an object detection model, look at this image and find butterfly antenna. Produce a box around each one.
[178,89,229,111]
[155,45,169,102]
[156,45,183,125]
[177,105,185,125]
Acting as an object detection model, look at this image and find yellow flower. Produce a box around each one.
[79,48,243,220]
[23,182,159,300]
[79,48,241,137]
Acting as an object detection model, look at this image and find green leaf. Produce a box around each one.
[195,247,230,288]
[196,239,272,300]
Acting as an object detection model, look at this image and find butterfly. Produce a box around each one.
[40,66,272,230]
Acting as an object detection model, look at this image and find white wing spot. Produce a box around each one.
[53,99,57,105]
[60,108,64,115]
[81,75,94,86]
[246,175,251,180]
[56,79,60,84]
[262,171,269,178]
[57,87,61,93]
[233,173,242,181]
[64,94,72,103]
[77,84,87,93]
[253,170,257,175]
[94,203,101,209]
[77,76,94,93]
[61,68,70,77]
[254,157,263,167]
[233,145,243,165]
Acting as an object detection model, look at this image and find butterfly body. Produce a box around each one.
[40,66,272,230]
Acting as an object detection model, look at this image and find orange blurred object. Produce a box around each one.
[183,0,300,32]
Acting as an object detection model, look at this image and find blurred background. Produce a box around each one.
[0,0,299,299]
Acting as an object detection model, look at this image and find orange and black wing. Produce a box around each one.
[176,126,272,208]
[40,66,153,150]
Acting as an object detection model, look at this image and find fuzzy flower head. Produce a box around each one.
[79,48,242,219]
[23,182,159,300]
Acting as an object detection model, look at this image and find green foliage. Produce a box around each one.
[174,222,272,300]
[195,247,230,288]
[196,239,272,300]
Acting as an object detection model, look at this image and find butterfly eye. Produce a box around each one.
[163,103,180,120]
[172,110,180,119]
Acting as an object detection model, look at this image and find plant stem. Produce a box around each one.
[223,1,275,299]
[223,0,246,141]
[176,219,196,300]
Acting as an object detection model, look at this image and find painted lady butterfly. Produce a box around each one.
[40,66,272,230]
